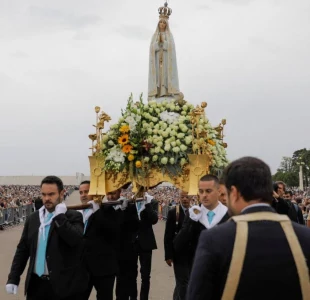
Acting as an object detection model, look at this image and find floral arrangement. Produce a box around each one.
[101,95,228,177]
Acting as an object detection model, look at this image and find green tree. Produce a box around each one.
[292,149,310,187]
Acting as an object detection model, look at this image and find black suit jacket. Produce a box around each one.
[187,205,310,300]
[119,200,158,260]
[164,206,187,261]
[7,210,88,298]
[173,207,229,265]
[83,205,122,276]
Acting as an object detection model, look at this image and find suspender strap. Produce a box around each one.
[176,204,180,225]
[221,212,310,300]
[280,221,310,298]
[221,220,248,300]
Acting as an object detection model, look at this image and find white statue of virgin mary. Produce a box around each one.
[148,15,183,102]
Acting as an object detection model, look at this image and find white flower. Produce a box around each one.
[152,155,158,162]
[161,157,168,165]
[169,157,175,164]
[154,147,161,153]
[162,131,169,138]
[172,146,180,153]
[180,158,187,166]
[170,130,177,137]
[177,133,185,139]
[125,116,137,131]
[144,157,150,162]
[106,146,125,163]
[180,144,187,151]
[159,111,180,124]
[171,141,177,147]
[108,140,114,146]
[164,144,171,151]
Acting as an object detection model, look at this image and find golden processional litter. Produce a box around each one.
[88,2,228,199]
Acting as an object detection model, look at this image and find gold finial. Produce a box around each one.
[201,102,207,108]
[90,107,111,156]
[89,134,97,141]
[189,103,209,155]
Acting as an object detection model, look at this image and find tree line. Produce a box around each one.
[273,148,310,188]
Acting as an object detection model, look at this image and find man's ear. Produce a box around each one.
[60,190,65,201]
[229,186,240,204]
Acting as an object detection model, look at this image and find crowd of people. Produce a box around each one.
[0,185,77,230]
[3,165,310,300]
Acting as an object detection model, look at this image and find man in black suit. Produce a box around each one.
[164,190,191,300]
[6,176,88,300]
[79,181,122,300]
[174,175,230,269]
[188,157,310,300]
[113,189,158,300]
[284,190,304,225]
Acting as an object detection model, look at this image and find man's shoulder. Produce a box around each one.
[65,209,83,219]
[293,222,310,239]
[27,210,39,221]
[200,221,236,245]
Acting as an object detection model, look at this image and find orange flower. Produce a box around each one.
[208,139,216,146]
[122,144,133,153]
[118,134,129,146]
[128,154,135,161]
[120,125,130,133]
[135,161,142,168]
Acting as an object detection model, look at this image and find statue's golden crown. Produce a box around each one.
[158,2,172,19]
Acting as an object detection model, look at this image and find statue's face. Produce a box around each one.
[159,20,167,31]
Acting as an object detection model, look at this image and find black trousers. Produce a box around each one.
[173,260,190,300]
[26,274,80,300]
[82,274,115,300]
[116,244,153,300]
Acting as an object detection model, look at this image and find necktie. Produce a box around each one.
[83,209,90,234]
[207,210,215,224]
[35,212,53,277]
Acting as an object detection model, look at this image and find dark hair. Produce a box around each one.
[219,177,225,185]
[221,156,273,203]
[275,181,286,192]
[199,174,219,186]
[41,176,64,192]
[80,180,90,186]
[285,190,293,197]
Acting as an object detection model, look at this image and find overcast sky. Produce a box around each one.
[0,0,309,176]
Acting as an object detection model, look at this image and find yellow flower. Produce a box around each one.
[135,161,142,168]
[208,139,216,146]
[118,134,129,146]
[128,154,135,161]
[122,144,133,153]
[120,125,130,133]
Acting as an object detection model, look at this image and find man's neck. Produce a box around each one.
[204,201,219,211]
[241,199,270,211]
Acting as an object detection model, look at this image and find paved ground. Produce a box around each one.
[0,193,174,300]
